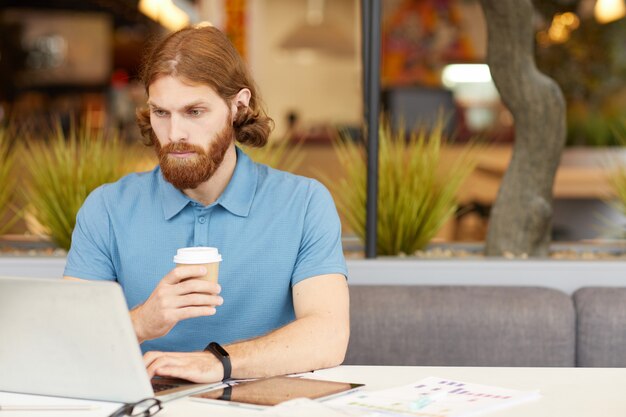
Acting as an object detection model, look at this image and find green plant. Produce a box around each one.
[0,128,21,235]
[240,138,304,172]
[604,125,626,235]
[329,118,479,256]
[567,109,626,147]
[22,121,142,250]
[604,167,626,238]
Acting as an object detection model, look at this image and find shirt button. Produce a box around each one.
[198,217,206,224]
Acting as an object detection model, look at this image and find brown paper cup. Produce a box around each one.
[176,261,220,283]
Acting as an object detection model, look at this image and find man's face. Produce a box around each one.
[148,75,234,189]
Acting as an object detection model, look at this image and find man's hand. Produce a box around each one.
[144,350,224,383]
[131,266,223,342]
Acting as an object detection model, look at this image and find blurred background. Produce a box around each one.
[1,0,626,250]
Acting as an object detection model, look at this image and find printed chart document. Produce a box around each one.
[325,376,541,417]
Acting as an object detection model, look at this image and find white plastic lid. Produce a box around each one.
[173,247,222,264]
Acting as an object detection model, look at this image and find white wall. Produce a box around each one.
[248,0,362,137]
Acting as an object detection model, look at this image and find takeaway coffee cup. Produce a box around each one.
[173,247,222,283]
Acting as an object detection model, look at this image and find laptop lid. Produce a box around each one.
[0,278,222,405]
[0,276,154,403]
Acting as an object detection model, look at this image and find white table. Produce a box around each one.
[1,365,624,416]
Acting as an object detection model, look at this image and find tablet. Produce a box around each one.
[190,376,364,408]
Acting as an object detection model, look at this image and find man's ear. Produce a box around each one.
[231,88,251,114]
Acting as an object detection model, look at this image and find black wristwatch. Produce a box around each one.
[204,342,231,381]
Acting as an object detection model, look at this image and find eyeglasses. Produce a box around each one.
[108,397,163,417]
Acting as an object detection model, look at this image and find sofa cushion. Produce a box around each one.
[574,287,626,367]
[345,285,575,367]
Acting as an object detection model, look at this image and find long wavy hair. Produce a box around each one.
[136,26,273,147]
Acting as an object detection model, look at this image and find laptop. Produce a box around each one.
[0,276,222,403]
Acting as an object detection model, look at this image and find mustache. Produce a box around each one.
[161,142,206,155]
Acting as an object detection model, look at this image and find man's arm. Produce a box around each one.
[143,273,350,382]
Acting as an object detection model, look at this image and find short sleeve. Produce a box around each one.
[291,180,348,286]
[64,186,116,281]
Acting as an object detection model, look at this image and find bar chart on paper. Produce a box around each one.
[326,377,541,417]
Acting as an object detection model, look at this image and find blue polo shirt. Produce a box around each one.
[64,147,347,353]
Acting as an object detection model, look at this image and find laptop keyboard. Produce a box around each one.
[152,382,181,393]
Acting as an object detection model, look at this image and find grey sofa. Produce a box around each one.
[574,287,626,367]
[345,285,626,367]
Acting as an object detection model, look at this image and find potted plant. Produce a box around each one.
[19,120,146,251]
[0,128,20,236]
[328,117,479,256]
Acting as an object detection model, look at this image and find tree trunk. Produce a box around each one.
[480,0,566,257]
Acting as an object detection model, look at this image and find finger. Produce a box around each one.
[175,279,221,296]
[153,364,197,381]
[174,294,223,308]
[175,306,217,321]
[145,350,190,361]
[163,266,208,285]
[153,361,210,383]
[147,355,181,378]
[143,351,165,368]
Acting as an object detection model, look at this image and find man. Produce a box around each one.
[63,26,349,384]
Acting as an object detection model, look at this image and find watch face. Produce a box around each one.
[206,342,232,381]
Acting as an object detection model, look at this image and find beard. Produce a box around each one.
[155,122,234,190]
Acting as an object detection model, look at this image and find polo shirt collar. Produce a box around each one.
[158,168,191,220]
[158,146,258,220]
[217,147,257,217]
